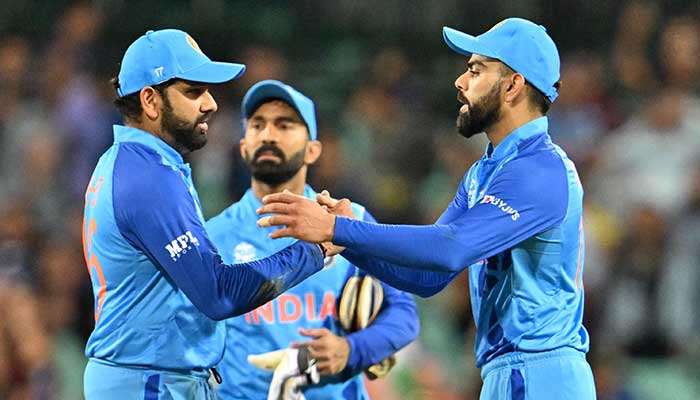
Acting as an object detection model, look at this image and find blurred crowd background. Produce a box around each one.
[1,1,699,399]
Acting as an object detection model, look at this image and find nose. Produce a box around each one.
[201,90,218,113]
[455,71,469,92]
[259,124,278,142]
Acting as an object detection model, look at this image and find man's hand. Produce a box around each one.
[315,190,355,257]
[316,190,356,219]
[257,191,336,243]
[291,328,350,376]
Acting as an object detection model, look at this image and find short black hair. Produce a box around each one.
[497,61,557,115]
[110,74,177,123]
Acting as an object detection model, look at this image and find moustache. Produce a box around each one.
[196,112,211,125]
[457,92,470,107]
[253,144,286,162]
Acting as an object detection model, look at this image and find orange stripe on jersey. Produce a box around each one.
[89,253,107,323]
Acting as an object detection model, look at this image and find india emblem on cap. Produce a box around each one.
[186,34,203,53]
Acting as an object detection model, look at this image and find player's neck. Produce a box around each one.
[251,170,307,201]
[486,110,543,148]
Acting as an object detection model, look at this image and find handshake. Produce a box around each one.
[257,190,354,257]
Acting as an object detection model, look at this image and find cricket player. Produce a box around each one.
[82,30,327,399]
[258,18,597,399]
[206,80,419,399]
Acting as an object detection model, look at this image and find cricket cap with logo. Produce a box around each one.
[242,80,318,140]
[443,18,561,102]
[116,29,246,97]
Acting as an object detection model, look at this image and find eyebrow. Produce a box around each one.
[250,115,303,124]
[467,57,499,70]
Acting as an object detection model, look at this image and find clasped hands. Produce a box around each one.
[257,190,354,257]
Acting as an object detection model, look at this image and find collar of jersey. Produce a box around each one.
[485,116,548,160]
[113,124,185,167]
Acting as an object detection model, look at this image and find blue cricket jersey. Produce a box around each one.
[333,117,589,368]
[82,125,324,372]
[206,186,418,399]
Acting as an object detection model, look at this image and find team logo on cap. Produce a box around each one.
[186,34,203,54]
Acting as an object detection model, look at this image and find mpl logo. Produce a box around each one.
[165,231,200,261]
[481,195,521,221]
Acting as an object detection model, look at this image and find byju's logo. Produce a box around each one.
[481,195,520,221]
[165,231,200,260]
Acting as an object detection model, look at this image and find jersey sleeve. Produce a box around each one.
[338,211,459,296]
[113,144,323,320]
[333,153,569,273]
[342,211,420,373]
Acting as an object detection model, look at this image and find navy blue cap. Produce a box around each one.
[443,18,561,102]
[242,80,317,140]
[117,29,245,97]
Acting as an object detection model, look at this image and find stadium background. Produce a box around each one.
[1,1,699,398]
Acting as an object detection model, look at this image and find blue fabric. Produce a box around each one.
[83,125,324,374]
[510,369,524,400]
[332,117,590,370]
[206,186,418,400]
[479,348,596,400]
[144,374,160,400]
[84,359,216,400]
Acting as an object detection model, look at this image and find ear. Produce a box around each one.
[305,140,322,165]
[503,73,527,104]
[140,87,161,121]
[239,137,247,159]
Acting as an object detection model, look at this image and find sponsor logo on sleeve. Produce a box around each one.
[165,231,200,261]
[481,195,520,221]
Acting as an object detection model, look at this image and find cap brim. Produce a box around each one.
[242,81,299,117]
[242,80,317,140]
[443,27,499,59]
[178,61,246,84]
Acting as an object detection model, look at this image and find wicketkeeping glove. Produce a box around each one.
[248,347,320,400]
[338,274,397,379]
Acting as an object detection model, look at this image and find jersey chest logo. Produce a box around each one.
[243,291,338,325]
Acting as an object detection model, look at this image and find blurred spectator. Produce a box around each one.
[608,1,660,117]
[602,206,671,357]
[658,16,699,93]
[659,166,700,359]
[590,89,700,218]
[548,50,617,165]
[338,48,434,222]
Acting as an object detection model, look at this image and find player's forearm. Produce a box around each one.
[216,241,324,317]
[167,241,323,320]
[335,217,476,273]
[344,292,419,372]
[341,248,457,297]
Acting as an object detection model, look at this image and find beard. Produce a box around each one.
[161,95,209,153]
[244,144,306,186]
[456,80,503,139]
